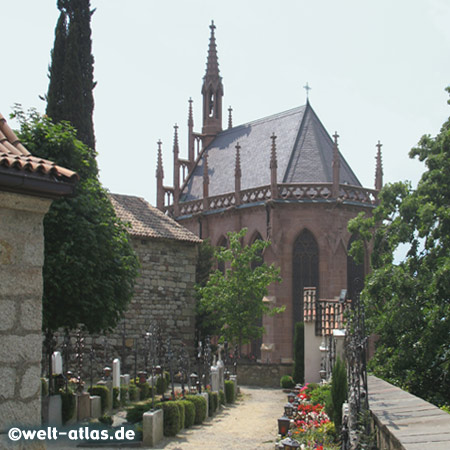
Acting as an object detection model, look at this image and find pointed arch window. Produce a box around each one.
[208,91,215,118]
[347,235,365,303]
[293,229,319,325]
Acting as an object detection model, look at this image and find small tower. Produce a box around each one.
[173,124,180,216]
[228,106,233,130]
[375,140,383,191]
[188,98,195,168]
[234,142,242,205]
[332,132,341,198]
[156,140,164,211]
[270,133,278,199]
[202,20,224,147]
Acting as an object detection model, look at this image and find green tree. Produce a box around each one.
[46,0,96,150]
[13,108,139,333]
[348,87,450,406]
[330,356,347,431]
[292,322,305,384]
[194,239,216,341]
[197,228,283,349]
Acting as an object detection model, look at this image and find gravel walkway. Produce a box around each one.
[152,386,285,450]
[45,386,286,450]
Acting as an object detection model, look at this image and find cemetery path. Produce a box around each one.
[46,386,285,450]
[151,386,285,450]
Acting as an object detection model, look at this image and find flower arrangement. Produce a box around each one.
[282,384,338,450]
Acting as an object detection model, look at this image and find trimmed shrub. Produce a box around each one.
[208,391,219,416]
[88,385,110,413]
[156,376,166,395]
[280,375,295,389]
[113,387,120,409]
[180,400,195,428]
[138,382,151,400]
[160,401,181,437]
[219,389,225,405]
[125,399,155,423]
[60,389,76,424]
[293,322,305,384]
[185,395,207,424]
[175,400,185,429]
[120,386,129,405]
[225,380,235,403]
[128,383,139,402]
[330,356,347,430]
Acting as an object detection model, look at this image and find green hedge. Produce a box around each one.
[88,385,110,413]
[219,389,225,405]
[208,391,219,416]
[60,389,76,424]
[160,401,181,437]
[120,386,129,406]
[125,399,155,423]
[185,395,207,424]
[156,375,168,395]
[113,387,120,409]
[225,380,235,404]
[280,375,295,389]
[174,401,185,429]
[180,400,195,428]
[129,383,139,402]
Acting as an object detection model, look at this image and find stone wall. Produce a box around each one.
[83,237,198,374]
[0,192,52,435]
[237,362,293,388]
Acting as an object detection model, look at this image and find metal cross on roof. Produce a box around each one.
[303,82,312,99]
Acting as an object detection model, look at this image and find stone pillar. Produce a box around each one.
[0,192,52,439]
[113,358,121,401]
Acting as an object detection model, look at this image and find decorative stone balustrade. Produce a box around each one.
[170,183,378,217]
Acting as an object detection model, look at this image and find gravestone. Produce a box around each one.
[113,358,121,401]
[210,365,219,392]
[52,351,63,375]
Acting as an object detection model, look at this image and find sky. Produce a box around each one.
[3,0,450,206]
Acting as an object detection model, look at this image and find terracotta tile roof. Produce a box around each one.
[110,193,202,243]
[0,113,78,182]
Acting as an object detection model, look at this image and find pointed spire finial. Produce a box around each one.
[270,133,278,199]
[332,131,341,198]
[333,131,339,145]
[205,20,220,78]
[235,142,241,177]
[188,98,193,126]
[375,140,383,191]
[173,123,179,153]
[156,139,163,172]
[270,133,278,169]
[228,106,233,129]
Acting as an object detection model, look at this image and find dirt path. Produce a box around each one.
[152,386,285,450]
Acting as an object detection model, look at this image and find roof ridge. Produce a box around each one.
[219,105,306,135]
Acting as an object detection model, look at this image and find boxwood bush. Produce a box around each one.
[180,399,195,428]
[208,391,219,416]
[219,389,225,405]
[125,399,155,423]
[160,401,181,437]
[185,395,207,424]
[128,383,139,402]
[280,374,295,389]
[88,385,110,413]
[60,388,76,424]
[225,380,235,404]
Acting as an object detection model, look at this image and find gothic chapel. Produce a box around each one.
[155,22,382,364]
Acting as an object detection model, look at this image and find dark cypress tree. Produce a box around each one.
[46,0,96,151]
[46,11,67,121]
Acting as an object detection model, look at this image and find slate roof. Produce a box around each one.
[110,193,201,243]
[0,113,78,182]
[181,102,361,202]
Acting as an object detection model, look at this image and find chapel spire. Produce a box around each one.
[156,140,164,211]
[202,20,224,146]
[375,141,383,191]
